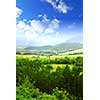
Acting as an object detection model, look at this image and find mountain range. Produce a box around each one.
[17,42,83,52]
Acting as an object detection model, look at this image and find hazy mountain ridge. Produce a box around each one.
[17,42,83,52]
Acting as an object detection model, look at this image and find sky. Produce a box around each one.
[16,0,83,46]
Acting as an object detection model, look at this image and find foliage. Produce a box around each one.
[16,57,83,100]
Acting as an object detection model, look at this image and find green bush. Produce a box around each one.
[16,57,83,100]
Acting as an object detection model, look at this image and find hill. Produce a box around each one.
[23,42,83,52]
[16,42,83,56]
[59,49,83,56]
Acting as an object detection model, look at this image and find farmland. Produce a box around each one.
[16,48,83,59]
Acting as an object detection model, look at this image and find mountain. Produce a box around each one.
[18,42,83,52]
[16,45,26,50]
[53,42,82,52]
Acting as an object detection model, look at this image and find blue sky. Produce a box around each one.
[16,0,83,46]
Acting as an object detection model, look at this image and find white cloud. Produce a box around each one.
[16,7,23,18]
[48,18,60,29]
[42,14,50,22]
[43,0,68,14]
[37,14,42,18]
[37,14,60,33]
[16,21,30,33]
[16,14,68,46]
[33,33,66,46]
[30,20,44,33]
[44,18,60,33]
[57,0,67,13]
[45,28,54,33]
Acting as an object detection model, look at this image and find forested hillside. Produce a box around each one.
[16,56,83,100]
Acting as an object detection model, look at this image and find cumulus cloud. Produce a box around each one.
[44,18,60,33]
[45,28,54,33]
[16,21,30,34]
[16,7,23,18]
[16,14,60,35]
[30,20,44,33]
[48,18,59,29]
[16,14,68,46]
[42,0,69,14]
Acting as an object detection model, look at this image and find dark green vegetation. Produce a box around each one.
[16,56,83,100]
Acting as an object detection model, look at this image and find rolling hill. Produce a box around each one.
[17,42,82,53]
